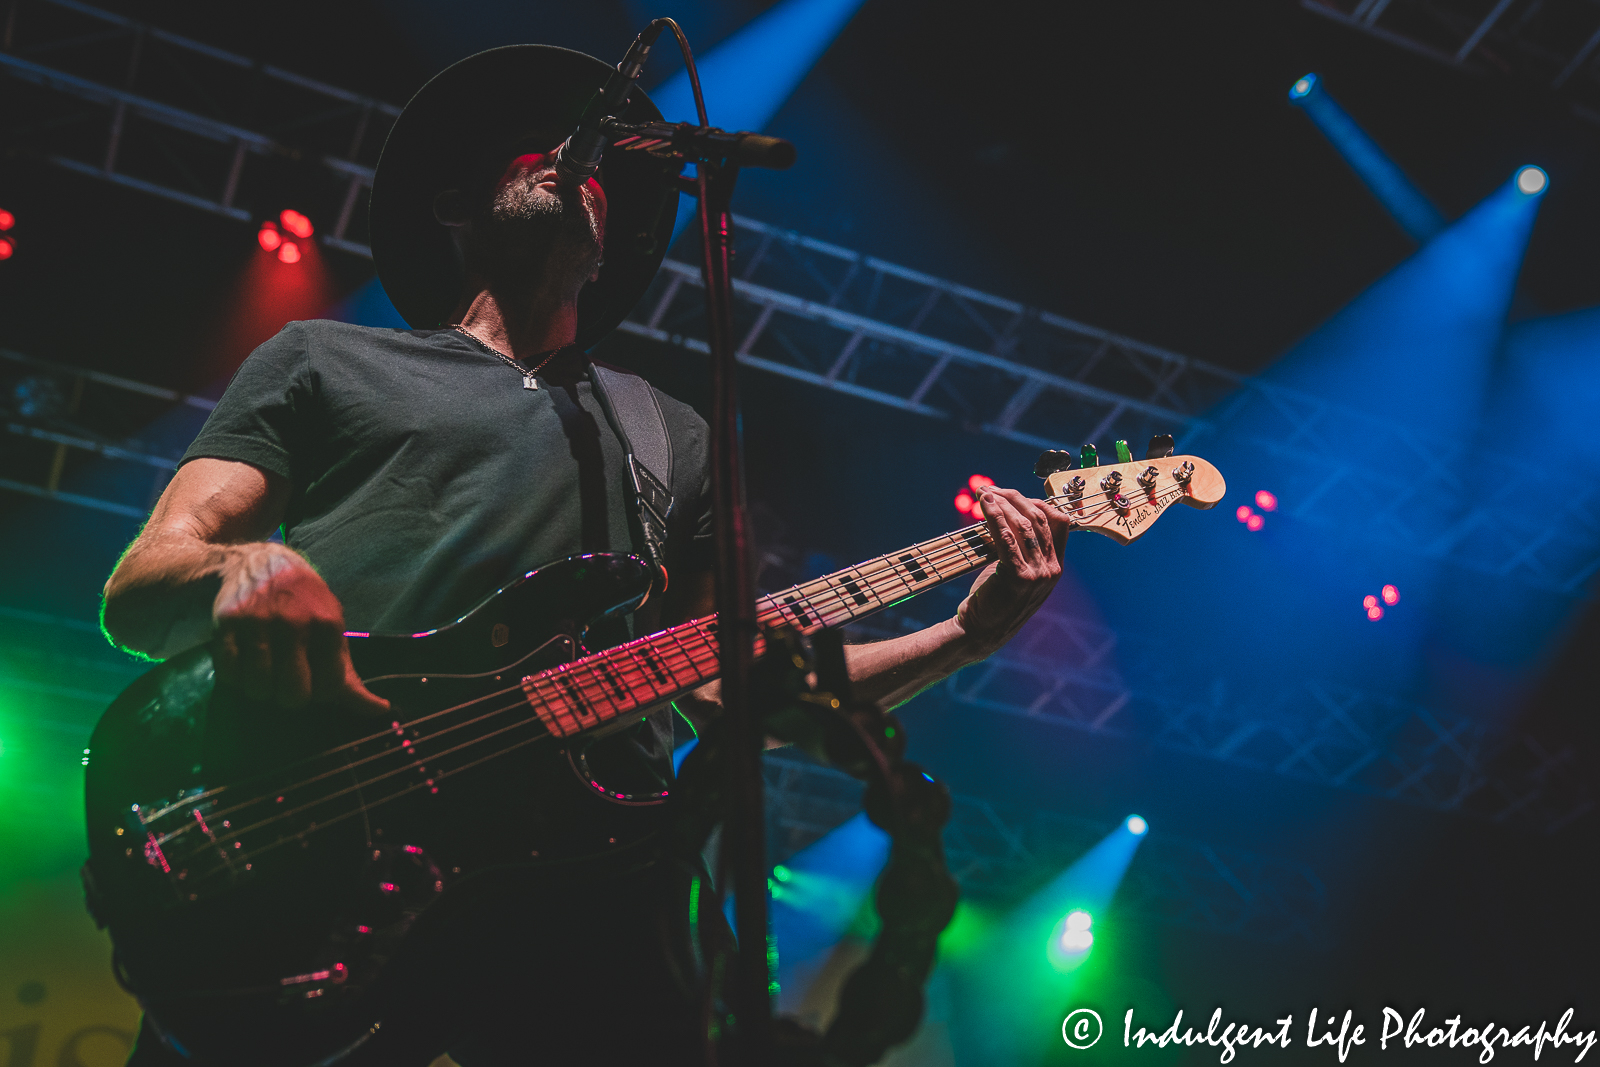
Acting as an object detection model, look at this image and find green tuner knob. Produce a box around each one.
[1079,443,1099,468]
[1114,439,1133,464]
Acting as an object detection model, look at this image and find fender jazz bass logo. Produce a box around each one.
[1114,496,1170,536]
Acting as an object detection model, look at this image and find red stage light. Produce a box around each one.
[1255,489,1278,512]
[1382,584,1400,605]
[279,209,314,239]
[968,474,995,493]
[0,209,14,231]
[1246,514,1264,531]
[1367,605,1384,620]
[258,222,282,251]
[278,241,302,264]
[0,237,13,261]
[1363,594,1378,610]
[955,491,975,513]
[1236,505,1253,522]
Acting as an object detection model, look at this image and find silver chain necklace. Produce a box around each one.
[452,326,578,390]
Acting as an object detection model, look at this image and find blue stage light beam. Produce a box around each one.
[1289,73,1446,244]
[1260,166,1545,434]
[948,817,1149,1064]
[648,0,868,245]
[768,813,891,1014]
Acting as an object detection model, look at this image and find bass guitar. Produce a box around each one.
[81,441,1224,1064]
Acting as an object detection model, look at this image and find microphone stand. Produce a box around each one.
[588,23,794,1057]
[695,156,771,1066]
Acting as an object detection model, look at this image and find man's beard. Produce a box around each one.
[468,173,602,291]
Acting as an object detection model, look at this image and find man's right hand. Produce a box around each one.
[103,457,388,716]
[212,544,390,715]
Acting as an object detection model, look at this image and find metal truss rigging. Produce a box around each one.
[1300,0,1600,126]
[8,0,1600,592]
[763,750,1329,946]
[862,602,1592,835]
[1,0,392,251]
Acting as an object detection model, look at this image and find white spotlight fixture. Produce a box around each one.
[1516,165,1548,196]
[1126,814,1148,836]
[1289,73,1317,100]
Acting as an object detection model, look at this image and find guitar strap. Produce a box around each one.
[589,362,675,587]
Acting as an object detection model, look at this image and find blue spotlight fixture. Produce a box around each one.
[1516,165,1548,196]
[1287,72,1445,243]
[1126,814,1148,836]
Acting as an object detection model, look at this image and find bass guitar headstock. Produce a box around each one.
[1034,434,1226,546]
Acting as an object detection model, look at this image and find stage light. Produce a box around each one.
[1515,166,1548,196]
[0,209,13,231]
[258,222,282,251]
[1255,490,1278,512]
[1057,910,1094,951]
[278,241,301,264]
[1288,72,1444,243]
[1246,514,1265,531]
[968,474,995,493]
[1382,584,1400,605]
[0,237,12,261]
[279,209,314,238]
[1363,594,1378,610]
[1367,605,1384,620]
[1126,814,1148,835]
[955,491,976,514]
[1236,505,1253,522]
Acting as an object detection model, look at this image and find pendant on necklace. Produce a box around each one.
[524,375,538,390]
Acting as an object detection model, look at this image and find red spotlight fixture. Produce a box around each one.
[278,241,302,264]
[0,209,14,231]
[1254,489,1278,512]
[1367,604,1384,620]
[1382,584,1400,605]
[1236,505,1253,522]
[0,237,13,261]
[258,221,283,251]
[279,209,314,239]
[1246,514,1264,531]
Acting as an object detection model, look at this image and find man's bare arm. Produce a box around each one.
[103,458,387,713]
[669,485,1069,722]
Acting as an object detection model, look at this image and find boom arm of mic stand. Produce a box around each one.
[602,118,797,170]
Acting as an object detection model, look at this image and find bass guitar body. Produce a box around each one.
[82,553,662,1066]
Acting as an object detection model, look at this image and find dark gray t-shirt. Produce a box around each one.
[181,319,711,806]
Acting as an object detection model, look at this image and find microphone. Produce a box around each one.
[553,22,667,189]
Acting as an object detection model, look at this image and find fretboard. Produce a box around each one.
[520,521,998,738]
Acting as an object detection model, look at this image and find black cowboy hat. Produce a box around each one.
[369,44,681,345]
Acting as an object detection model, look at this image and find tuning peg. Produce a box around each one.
[1145,434,1175,460]
[1033,449,1076,479]
[1114,440,1133,463]
[1079,443,1099,468]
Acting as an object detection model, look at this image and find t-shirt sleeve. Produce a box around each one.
[181,322,312,482]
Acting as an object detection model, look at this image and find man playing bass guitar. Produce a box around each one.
[98,45,1072,1067]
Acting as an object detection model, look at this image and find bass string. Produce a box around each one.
[154,483,1184,851]
[194,714,561,881]
[172,694,545,866]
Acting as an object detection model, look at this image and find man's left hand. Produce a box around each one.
[954,486,1073,659]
